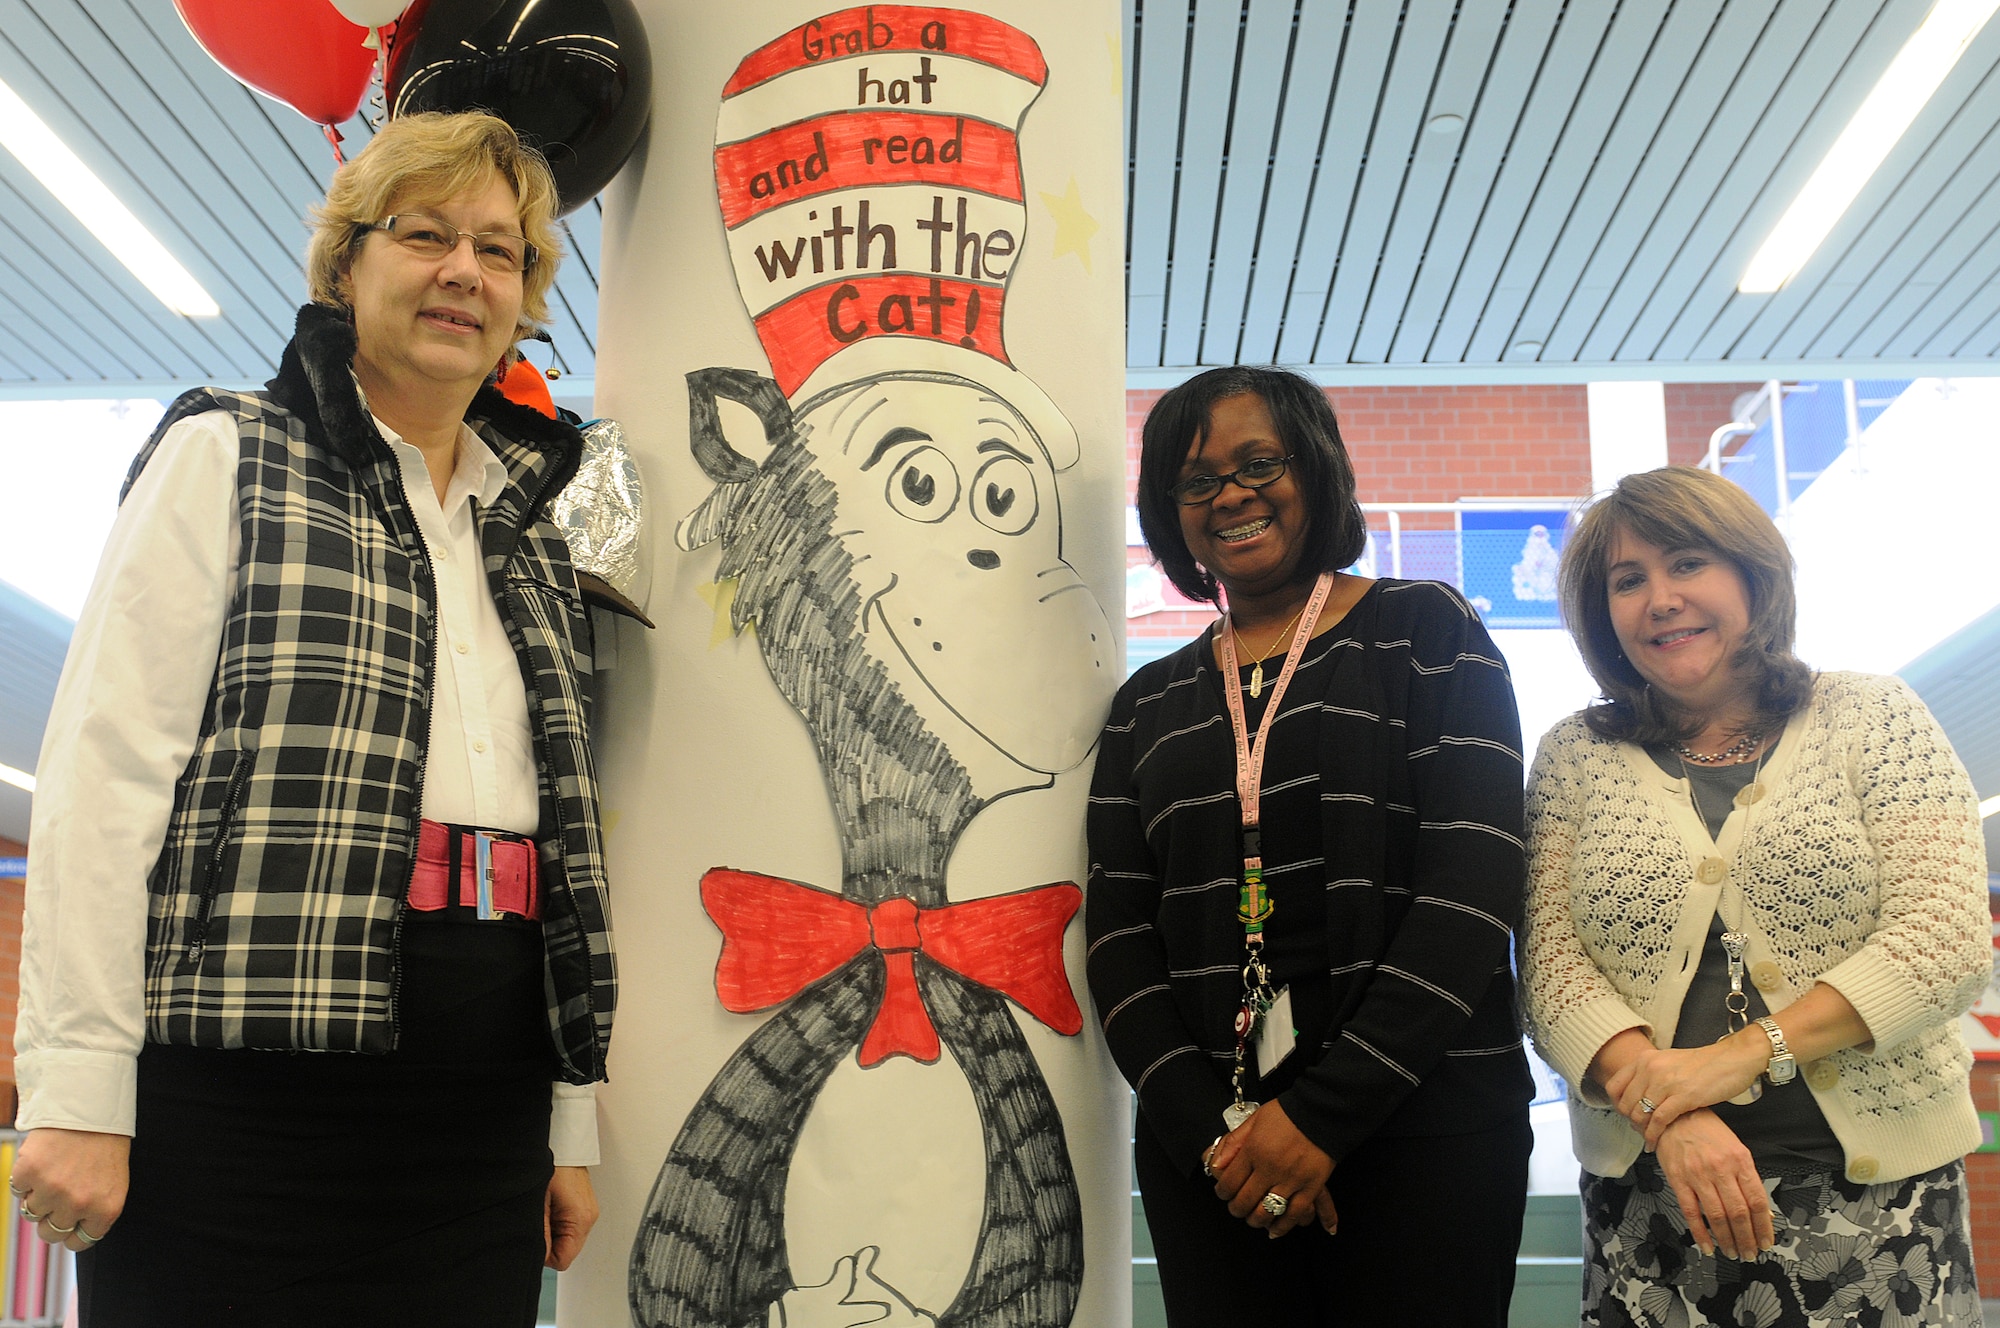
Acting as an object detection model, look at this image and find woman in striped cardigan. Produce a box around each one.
[1085,366,1534,1326]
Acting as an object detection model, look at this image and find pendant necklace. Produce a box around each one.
[1230,602,1308,700]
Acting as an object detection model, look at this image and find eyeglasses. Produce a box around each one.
[371,215,537,273]
[1169,454,1294,505]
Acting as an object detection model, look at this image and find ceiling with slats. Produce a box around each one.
[1127,0,2000,380]
[3,0,2000,397]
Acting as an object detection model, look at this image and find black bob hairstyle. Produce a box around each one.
[1135,365,1369,605]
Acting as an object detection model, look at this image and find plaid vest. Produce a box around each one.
[129,305,615,1083]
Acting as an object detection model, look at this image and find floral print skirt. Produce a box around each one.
[1581,1155,1983,1327]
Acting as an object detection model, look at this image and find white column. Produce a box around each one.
[577,5,1130,1326]
[1586,381,1670,494]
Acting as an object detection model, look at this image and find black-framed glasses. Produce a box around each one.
[1169,454,1294,505]
[371,215,538,273]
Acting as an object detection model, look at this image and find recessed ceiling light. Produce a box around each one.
[1426,114,1465,136]
[0,75,220,317]
[1740,0,2000,293]
[1511,340,1543,355]
[0,760,33,794]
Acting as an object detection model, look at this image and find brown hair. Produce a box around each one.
[1557,465,1813,743]
[305,111,561,342]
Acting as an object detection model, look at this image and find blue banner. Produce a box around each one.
[1458,508,1571,629]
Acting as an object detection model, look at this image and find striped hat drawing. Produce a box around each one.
[713,5,1075,465]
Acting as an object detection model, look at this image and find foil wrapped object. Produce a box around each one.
[552,418,651,624]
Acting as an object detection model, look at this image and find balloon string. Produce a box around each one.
[323,123,346,165]
[361,20,394,132]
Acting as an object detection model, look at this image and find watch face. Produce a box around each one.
[1768,1056,1797,1085]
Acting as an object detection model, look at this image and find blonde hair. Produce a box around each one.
[306,111,562,341]
[1557,465,1813,743]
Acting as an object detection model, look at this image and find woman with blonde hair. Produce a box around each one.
[11,111,615,1326]
[1521,465,1988,1326]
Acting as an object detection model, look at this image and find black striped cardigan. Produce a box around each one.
[1085,579,1532,1174]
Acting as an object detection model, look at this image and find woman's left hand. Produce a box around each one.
[1205,1101,1334,1238]
[545,1165,600,1270]
[1606,1034,1769,1147]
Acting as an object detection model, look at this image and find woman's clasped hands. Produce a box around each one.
[1605,1035,1769,1147]
[1605,1039,1776,1261]
[1201,1101,1336,1240]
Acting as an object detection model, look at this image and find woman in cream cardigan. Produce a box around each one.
[1521,466,1990,1327]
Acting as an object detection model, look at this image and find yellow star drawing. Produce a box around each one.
[1038,177,1099,274]
[695,577,755,648]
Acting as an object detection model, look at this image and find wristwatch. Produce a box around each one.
[1755,1016,1797,1085]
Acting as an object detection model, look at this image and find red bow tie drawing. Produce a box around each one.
[701,868,1084,1066]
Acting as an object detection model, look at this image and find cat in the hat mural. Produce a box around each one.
[627,9,1117,1328]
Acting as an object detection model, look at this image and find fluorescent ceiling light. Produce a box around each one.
[0,75,220,317]
[1982,793,2000,820]
[1739,0,2000,294]
[0,761,33,795]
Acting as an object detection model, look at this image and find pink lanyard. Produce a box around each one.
[1216,571,1337,842]
[1215,571,1335,1125]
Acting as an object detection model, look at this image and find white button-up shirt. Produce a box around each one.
[16,408,598,1163]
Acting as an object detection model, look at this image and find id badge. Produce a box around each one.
[1254,985,1296,1078]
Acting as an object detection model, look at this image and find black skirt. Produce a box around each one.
[76,906,558,1328]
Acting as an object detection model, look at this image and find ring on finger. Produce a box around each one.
[44,1219,74,1236]
[1260,1191,1288,1218]
[1638,1097,1658,1114]
[19,1203,45,1223]
[74,1224,102,1245]
[6,1181,24,1197]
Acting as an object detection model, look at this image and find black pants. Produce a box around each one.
[76,908,556,1328]
[1134,1108,1532,1327]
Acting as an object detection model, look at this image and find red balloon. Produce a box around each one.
[174,0,378,126]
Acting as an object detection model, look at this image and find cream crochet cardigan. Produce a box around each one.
[1521,671,1990,1185]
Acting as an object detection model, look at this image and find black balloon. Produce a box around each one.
[387,0,652,215]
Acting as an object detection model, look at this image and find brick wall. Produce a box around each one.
[0,837,21,1124]
[1125,384,1595,643]
[1968,1062,2000,1280]
[1663,382,1762,468]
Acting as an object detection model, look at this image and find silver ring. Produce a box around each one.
[44,1219,74,1236]
[19,1203,45,1224]
[6,1181,25,1197]
[74,1224,102,1245]
[1638,1097,1658,1114]
[1260,1191,1288,1218]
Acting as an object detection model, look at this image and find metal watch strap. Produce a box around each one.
[1755,1015,1797,1085]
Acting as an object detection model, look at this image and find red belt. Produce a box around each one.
[409,819,541,921]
